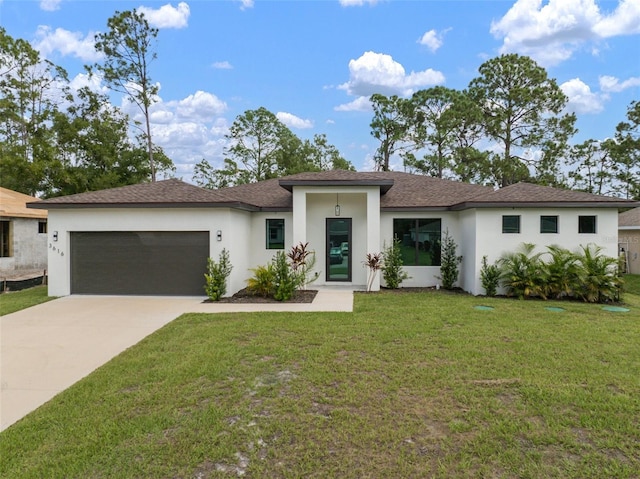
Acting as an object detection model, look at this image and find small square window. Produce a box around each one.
[578,215,596,234]
[38,220,47,234]
[540,215,558,234]
[502,215,520,234]
[266,219,284,249]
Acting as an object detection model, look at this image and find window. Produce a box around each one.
[393,218,441,266]
[540,215,558,234]
[578,215,596,234]
[38,220,47,234]
[266,219,284,249]
[0,220,11,257]
[502,215,520,234]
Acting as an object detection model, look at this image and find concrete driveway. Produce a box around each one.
[0,290,353,431]
[0,296,208,431]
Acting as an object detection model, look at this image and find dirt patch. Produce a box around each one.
[205,288,318,304]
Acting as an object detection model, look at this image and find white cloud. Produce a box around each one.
[235,0,254,10]
[491,0,640,66]
[339,0,378,6]
[335,96,372,112]
[68,72,109,95]
[599,75,640,93]
[138,2,190,29]
[338,51,445,98]
[212,61,233,70]
[33,25,102,62]
[169,90,227,121]
[276,112,313,129]
[40,0,61,11]
[418,29,448,53]
[593,0,640,37]
[560,78,606,114]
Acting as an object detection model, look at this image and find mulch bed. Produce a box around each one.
[208,288,318,304]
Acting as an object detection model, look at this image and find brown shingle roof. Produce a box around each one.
[28,179,242,209]
[28,174,640,211]
[453,182,640,209]
[619,207,640,227]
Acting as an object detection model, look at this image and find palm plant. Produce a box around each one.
[498,243,546,299]
[543,245,579,299]
[574,244,623,303]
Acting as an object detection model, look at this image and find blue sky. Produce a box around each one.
[2,0,639,180]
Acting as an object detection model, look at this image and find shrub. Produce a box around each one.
[363,252,383,292]
[382,238,410,289]
[288,242,317,290]
[498,243,545,299]
[272,251,297,301]
[438,229,462,290]
[574,244,623,303]
[480,256,500,297]
[204,248,233,301]
[543,245,579,299]
[246,264,275,297]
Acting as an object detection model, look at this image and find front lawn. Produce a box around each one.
[1,291,639,478]
[0,286,54,316]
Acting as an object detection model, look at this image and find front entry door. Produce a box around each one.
[326,218,351,282]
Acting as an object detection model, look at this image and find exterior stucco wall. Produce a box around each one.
[619,228,640,274]
[380,211,461,289]
[469,207,620,295]
[46,208,246,297]
[0,217,48,275]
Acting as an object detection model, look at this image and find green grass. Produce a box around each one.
[624,274,640,296]
[1,291,639,478]
[0,286,55,316]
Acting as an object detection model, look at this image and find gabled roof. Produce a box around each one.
[0,187,47,219]
[28,173,640,212]
[452,182,639,209]
[619,207,640,228]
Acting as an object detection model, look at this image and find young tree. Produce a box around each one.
[469,54,576,187]
[89,9,160,181]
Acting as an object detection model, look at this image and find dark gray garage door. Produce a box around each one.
[71,231,209,295]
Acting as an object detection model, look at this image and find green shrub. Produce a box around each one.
[543,245,579,299]
[204,249,233,301]
[273,251,297,301]
[382,238,410,289]
[498,243,545,299]
[438,229,462,290]
[246,264,275,297]
[480,256,500,297]
[574,244,623,303]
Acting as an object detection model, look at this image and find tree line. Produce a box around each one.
[1,9,638,199]
[370,53,639,199]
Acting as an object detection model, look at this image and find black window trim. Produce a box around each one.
[265,218,285,250]
[540,215,559,234]
[502,215,521,234]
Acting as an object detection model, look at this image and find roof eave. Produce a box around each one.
[29,201,261,212]
[279,179,394,194]
[451,201,640,210]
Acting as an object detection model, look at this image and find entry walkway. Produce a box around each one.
[0,289,354,431]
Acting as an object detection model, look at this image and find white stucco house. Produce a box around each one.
[28,171,639,297]
[1,187,48,278]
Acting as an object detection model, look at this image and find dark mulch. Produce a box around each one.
[206,288,318,304]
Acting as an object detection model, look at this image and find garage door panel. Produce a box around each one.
[71,231,209,295]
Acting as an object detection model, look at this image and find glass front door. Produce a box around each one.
[326,218,351,282]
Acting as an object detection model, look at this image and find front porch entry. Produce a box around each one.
[326,218,351,282]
